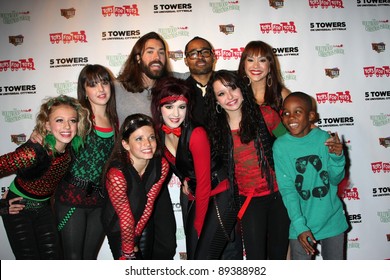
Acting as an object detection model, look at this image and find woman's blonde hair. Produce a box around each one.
[35,95,91,151]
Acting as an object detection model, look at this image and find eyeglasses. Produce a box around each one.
[186,48,213,60]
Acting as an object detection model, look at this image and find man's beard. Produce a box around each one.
[141,60,165,79]
[191,65,213,75]
[190,61,213,75]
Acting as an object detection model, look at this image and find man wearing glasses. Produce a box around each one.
[184,37,216,125]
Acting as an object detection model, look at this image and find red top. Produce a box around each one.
[0,141,72,200]
[233,105,280,197]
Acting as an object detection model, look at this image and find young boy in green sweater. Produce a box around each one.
[273,91,349,260]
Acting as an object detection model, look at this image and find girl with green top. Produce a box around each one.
[54,64,118,259]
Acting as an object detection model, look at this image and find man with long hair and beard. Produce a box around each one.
[116,32,170,124]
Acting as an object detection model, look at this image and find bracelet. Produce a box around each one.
[119,251,136,260]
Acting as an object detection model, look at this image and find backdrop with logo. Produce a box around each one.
[0,0,389,260]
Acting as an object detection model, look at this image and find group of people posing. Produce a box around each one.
[0,32,349,260]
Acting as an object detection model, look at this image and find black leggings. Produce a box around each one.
[2,196,60,260]
[239,192,290,260]
[55,201,105,259]
[106,231,121,260]
[190,190,242,260]
[150,183,177,259]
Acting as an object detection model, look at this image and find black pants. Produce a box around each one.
[239,191,290,260]
[187,190,242,260]
[106,224,154,260]
[2,194,60,259]
[106,231,122,260]
[150,182,177,259]
[55,201,105,259]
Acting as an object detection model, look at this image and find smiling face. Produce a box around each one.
[140,38,166,80]
[281,95,315,138]
[160,100,187,129]
[85,79,111,107]
[122,125,157,163]
[45,104,78,152]
[244,55,270,84]
[212,79,244,113]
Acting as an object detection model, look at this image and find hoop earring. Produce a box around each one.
[267,73,273,87]
[216,103,222,114]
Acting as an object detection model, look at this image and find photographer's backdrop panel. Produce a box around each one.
[0,0,389,260]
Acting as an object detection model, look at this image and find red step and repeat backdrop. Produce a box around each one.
[0,0,389,260]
